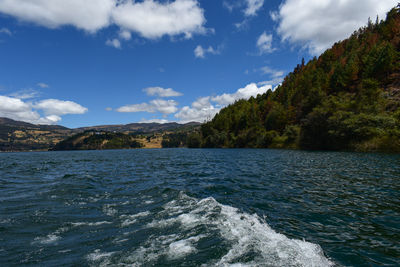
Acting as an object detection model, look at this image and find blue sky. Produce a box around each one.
[0,0,397,128]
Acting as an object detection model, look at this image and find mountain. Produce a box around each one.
[0,117,75,151]
[77,122,200,133]
[51,131,144,151]
[0,118,200,151]
[195,5,400,152]
[52,125,201,151]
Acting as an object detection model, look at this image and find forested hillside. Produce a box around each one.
[196,5,400,152]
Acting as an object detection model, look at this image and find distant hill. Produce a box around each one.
[195,5,400,152]
[0,117,75,151]
[78,122,200,133]
[51,131,144,151]
[0,117,200,151]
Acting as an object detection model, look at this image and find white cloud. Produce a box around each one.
[106,38,121,49]
[270,11,279,22]
[211,83,271,106]
[175,82,272,123]
[139,118,170,124]
[222,1,238,12]
[9,89,39,100]
[111,0,206,39]
[37,82,49,88]
[0,27,12,35]
[244,0,264,16]
[0,95,87,124]
[34,99,88,116]
[117,103,149,113]
[117,99,178,114]
[194,45,220,58]
[105,107,112,111]
[119,30,132,41]
[143,87,183,97]
[0,0,114,32]
[258,66,285,85]
[175,97,219,123]
[223,0,264,16]
[260,66,284,77]
[257,32,274,54]
[0,0,207,40]
[274,0,398,55]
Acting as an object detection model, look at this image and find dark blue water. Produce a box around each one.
[0,149,399,266]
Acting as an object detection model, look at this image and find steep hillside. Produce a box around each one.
[197,6,400,152]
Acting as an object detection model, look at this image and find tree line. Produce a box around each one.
[189,6,400,152]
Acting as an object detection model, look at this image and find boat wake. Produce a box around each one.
[87,192,334,266]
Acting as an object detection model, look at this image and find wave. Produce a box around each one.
[87,192,334,266]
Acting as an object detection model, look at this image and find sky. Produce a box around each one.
[0,0,398,128]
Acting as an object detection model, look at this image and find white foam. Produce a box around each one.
[33,234,60,245]
[146,217,177,228]
[103,204,118,216]
[177,213,200,228]
[86,249,116,266]
[71,221,112,227]
[86,249,115,261]
[94,193,333,266]
[168,239,196,259]
[113,238,129,244]
[120,211,150,227]
[148,194,333,266]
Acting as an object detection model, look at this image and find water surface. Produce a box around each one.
[0,149,399,266]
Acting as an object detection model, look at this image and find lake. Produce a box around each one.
[0,149,399,266]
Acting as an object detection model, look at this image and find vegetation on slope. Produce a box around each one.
[0,117,74,151]
[52,131,143,151]
[0,118,200,151]
[194,5,400,152]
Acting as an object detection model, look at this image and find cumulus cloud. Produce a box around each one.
[111,0,206,39]
[194,45,220,58]
[175,97,219,123]
[34,99,88,116]
[106,38,121,49]
[274,0,398,55]
[0,27,12,35]
[0,95,87,124]
[143,87,183,97]
[0,0,114,32]
[257,32,274,54]
[175,82,271,123]
[244,0,264,16]
[211,83,271,106]
[117,99,178,114]
[0,0,207,40]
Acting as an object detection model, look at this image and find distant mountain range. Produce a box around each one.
[0,117,200,151]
